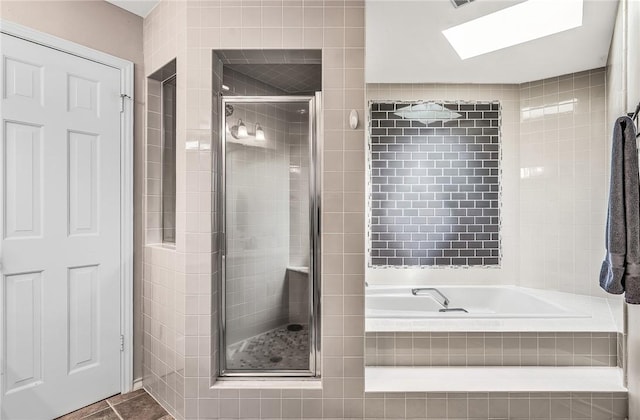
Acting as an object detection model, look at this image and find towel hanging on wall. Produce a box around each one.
[599,115,640,304]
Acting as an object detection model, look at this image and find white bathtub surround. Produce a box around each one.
[366,331,619,367]
[366,285,621,332]
[365,366,626,393]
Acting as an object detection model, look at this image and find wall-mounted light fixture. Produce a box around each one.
[237,119,248,138]
[255,123,265,141]
[230,119,266,141]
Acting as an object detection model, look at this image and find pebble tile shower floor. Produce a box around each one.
[57,389,171,420]
[226,324,309,370]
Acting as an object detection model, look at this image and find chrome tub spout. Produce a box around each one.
[411,287,450,308]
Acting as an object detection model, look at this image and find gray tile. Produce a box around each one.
[226,324,309,370]
[365,332,618,367]
[369,101,501,267]
[111,393,168,420]
[82,408,120,420]
[56,401,110,420]
[107,389,147,406]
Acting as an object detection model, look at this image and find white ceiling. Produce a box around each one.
[105,0,618,84]
[105,0,159,17]
[366,0,619,84]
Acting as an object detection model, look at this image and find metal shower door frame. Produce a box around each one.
[217,94,322,378]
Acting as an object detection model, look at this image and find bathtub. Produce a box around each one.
[366,285,587,319]
[365,285,622,333]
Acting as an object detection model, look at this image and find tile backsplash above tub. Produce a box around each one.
[368,101,501,267]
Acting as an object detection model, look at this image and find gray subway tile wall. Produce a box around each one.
[369,101,501,267]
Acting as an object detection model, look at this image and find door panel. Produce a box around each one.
[1,34,122,420]
[4,121,42,238]
[67,265,99,374]
[4,271,42,393]
[68,131,99,236]
[67,74,99,116]
[4,57,43,104]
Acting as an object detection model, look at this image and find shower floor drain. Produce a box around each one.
[287,324,303,332]
[269,356,283,363]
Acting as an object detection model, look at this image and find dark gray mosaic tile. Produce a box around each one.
[226,324,309,370]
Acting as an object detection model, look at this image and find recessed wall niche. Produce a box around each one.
[368,101,501,267]
[146,59,176,245]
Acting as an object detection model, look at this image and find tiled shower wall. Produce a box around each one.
[222,66,310,268]
[222,66,314,342]
[289,112,310,268]
[143,2,368,419]
[224,102,290,344]
[369,101,500,267]
[519,68,609,297]
[222,68,291,344]
[223,66,285,96]
[366,84,520,285]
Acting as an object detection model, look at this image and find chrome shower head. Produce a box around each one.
[225,104,234,117]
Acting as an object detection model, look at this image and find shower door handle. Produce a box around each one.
[219,232,226,275]
[219,232,227,256]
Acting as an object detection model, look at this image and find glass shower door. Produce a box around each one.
[220,96,320,376]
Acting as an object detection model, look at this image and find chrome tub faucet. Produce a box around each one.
[411,287,450,308]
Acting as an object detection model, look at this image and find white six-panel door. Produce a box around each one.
[1,34,122,419]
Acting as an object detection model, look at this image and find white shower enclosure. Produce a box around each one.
[218,95,321,377]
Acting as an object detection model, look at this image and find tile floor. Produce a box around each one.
[226,323,309,370]
[57,389,171,420]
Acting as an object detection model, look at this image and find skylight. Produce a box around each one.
[442,0,584,60]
